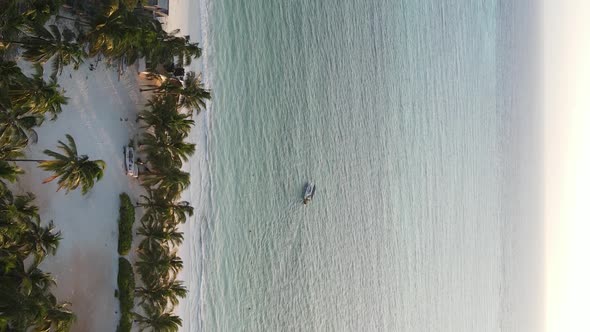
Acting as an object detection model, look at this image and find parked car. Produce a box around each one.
[124,146,139,178]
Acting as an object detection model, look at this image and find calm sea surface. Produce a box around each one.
[188,0,543,331]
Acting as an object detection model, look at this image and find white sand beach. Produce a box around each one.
[10,1,208,331]
[15,58,147,331]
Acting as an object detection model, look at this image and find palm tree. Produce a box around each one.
[0,61,28,91]
[136,279,187,311]
[0,5,25,45]
[134,303,182,332]
[139,77,183,94]
[22,220,61,266]
[137,188,193,224]
[0,106,44,144]
[177,71,210,114]
[0,270,74,331]
[0,189,27,251]
[28,0,65,19]
[140,132,195,168]
[85,5,157,63]
[39,134,105,194]
[9,25,86,78]
[8,65,69,120]
[137,220,184,251]
[1,191,39,224]
[5,135,106,195]
[0,274,53,330]
[140,72,210,114]
[136,245,183,283]
[138,96,194,139]
[40,299,75,332]
[140,168,190,199]
[0,161,23,184]
[175,40,202,68]
[0,0,63,39]
[0,192,43,259]
[0,133,27,160]
[143,31,202,69]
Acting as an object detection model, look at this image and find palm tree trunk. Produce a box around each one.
[136,203,175,209]
[0,40,29,45]
[139,87,163,92]
[3,159,46,162]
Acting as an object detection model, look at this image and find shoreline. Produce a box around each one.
[165,0,212,330]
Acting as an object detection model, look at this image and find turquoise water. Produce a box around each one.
[192,0,543,331]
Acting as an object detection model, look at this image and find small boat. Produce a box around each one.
[303,182,316,205]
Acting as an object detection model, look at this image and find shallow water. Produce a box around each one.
[191,0,543,331]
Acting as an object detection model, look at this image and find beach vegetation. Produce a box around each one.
[0,186,75,331]
[139,131,196,166]
[38,134,106,195]
[138,95,195,139]
[82,5,201,69]
[139,168,191,198]
[137,188,194,224]
[176,71,210,114]
[1,22,85,79]
[133,303,182,332]
[0,133,27,162]
[2,134,106,194]
[136,244,183,283]
[8,64,69,120]
[144,29,202,68]
[0,160,23,184]
[118,193,135,255]
[0,62,68,145]
[0,106,43,144]
[0,60,28,89]
[139,72,210,115]
[0,1,64,47]
[17,24,86,79]
[136,278,187,311]
[117,257,135,332]
[137,220,184,252]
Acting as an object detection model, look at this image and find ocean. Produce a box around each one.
[186,0,544,331]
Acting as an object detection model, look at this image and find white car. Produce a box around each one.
[124,146,139,178]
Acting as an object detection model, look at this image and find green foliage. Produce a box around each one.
[0,186,74,331]
[19,24,86,79]
[0,60,67,151]
[120,0,139,10]
[0,0,64,45]
[7,64,69,120]
[118,193,135,255]
[117,257,135,332]
[134,303,182,332]
[39,134,106,195]
[136,244,183,284]
[138,188,193,224]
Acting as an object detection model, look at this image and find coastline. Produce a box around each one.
[165,0,211,330]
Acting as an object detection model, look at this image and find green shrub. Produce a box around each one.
[118,193,135,255]
[116,257,135,332]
